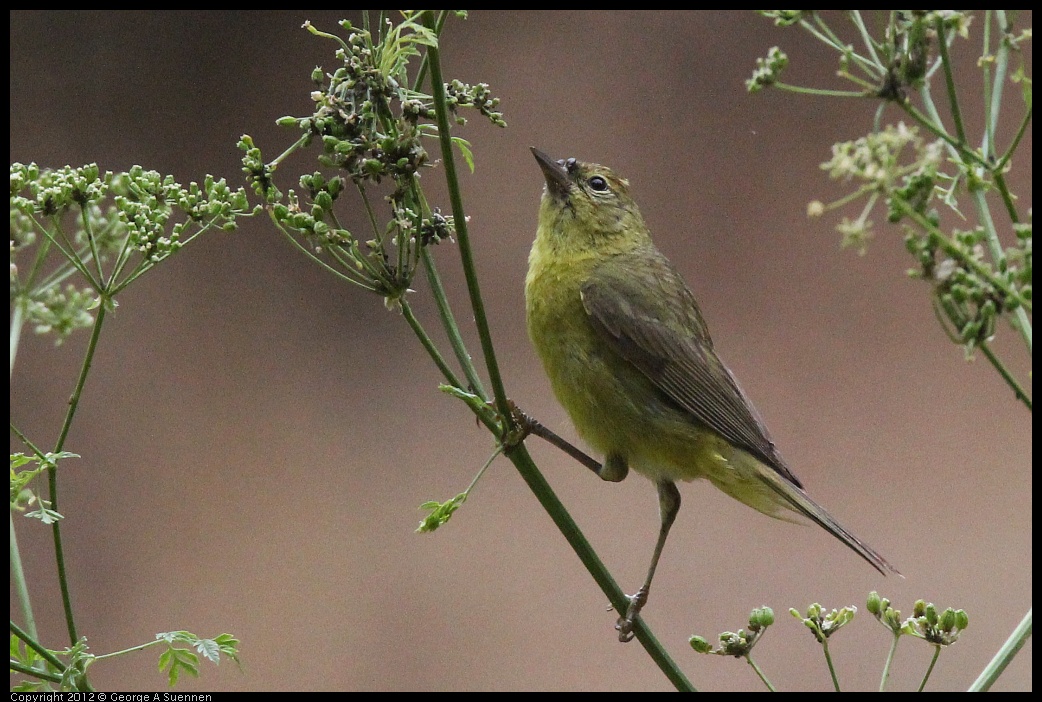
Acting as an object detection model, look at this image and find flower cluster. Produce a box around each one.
[790,603,858,644]
[902,600,969,647]
[240,14,499,303]
[689,606,775,657]
[868,592,969,647]
[11,162,252,343]
[746,46,788,93]
[445,79,506,127]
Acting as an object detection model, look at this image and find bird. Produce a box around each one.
[525,148,899,642]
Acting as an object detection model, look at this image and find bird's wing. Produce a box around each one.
[580,247,802,487]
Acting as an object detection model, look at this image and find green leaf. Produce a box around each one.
[12,680,48,692]
[10,634,38,667]
[156,630,193,645]
[26,506,64,524]
[213,633,242,667]
[416,492,467,532]
[194,637,220,664]
[158,646,199,687]
[451,136,475,173]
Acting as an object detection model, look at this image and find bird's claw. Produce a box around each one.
[614,587,649,643]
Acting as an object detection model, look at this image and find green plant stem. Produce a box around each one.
[916,58,1032,358]
[879,632,900,692]
[410,10,449,92]
[112,207,248,295]
[399,299,467,405]
[399,306,500,433]
[803,13,879,78]
[847,11,884,71]
[420,249,489,400]
[78,202,105,286]
[893,67,987,173]
[744,654,776,692]
[406,17,488,401]
[49,296,110,645]
[421,11,513,434]
[978,342,1032,410]
[898,100,980,167]
[984,11,1015,165]
[10,514,38,641]
[918,644,942,692]
[935,16,969,147]
[438,385,499,430]
[357,184,383,242]
[23,214,54,286]
[415,13,694,689]
[268,212,378,292]
[981,11,998,161]
[9,659,63,684]
[968,189,1033,354]
[995,106,1032,176]
[774,82,869,98]
[971,189,1012,282]
[461,444,502,499]
[504,443,696,691]
[891,198,1031,313]
[969,608,1032,691]
[93,639,163,660]
[10,297,25,377]
[34,215,97,293]
[914,67,1012,200]
[10,620,67,672]
[822,637,841,691]
[268,133,312,170]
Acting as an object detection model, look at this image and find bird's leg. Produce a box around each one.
[616,480,681,642]
[509,402,617,479]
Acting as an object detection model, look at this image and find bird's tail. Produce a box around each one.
[756,463,901,577]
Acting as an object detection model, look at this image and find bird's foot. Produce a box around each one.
[614,586,649,643]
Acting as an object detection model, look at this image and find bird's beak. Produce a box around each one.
[531,147,571,200]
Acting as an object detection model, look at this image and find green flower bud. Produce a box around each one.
[689,635,712,654]
[749,606,774,629]
[925,603,939,626]
[314,191,334,211]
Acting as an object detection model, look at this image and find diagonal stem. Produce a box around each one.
[421,11,514,434]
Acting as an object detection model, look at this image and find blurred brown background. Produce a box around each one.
[10,11,1031,692]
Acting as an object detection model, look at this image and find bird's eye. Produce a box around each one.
[588,176,608,192]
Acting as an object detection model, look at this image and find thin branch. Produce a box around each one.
[49,297,111,645]
[935,16,969,146]
[968,608,1032,691]
[420,248,489,400]
[421,12,513,432]
[979,342,1032,410]
[10,620,67,673]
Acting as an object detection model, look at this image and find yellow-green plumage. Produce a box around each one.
[525,149,897,640]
